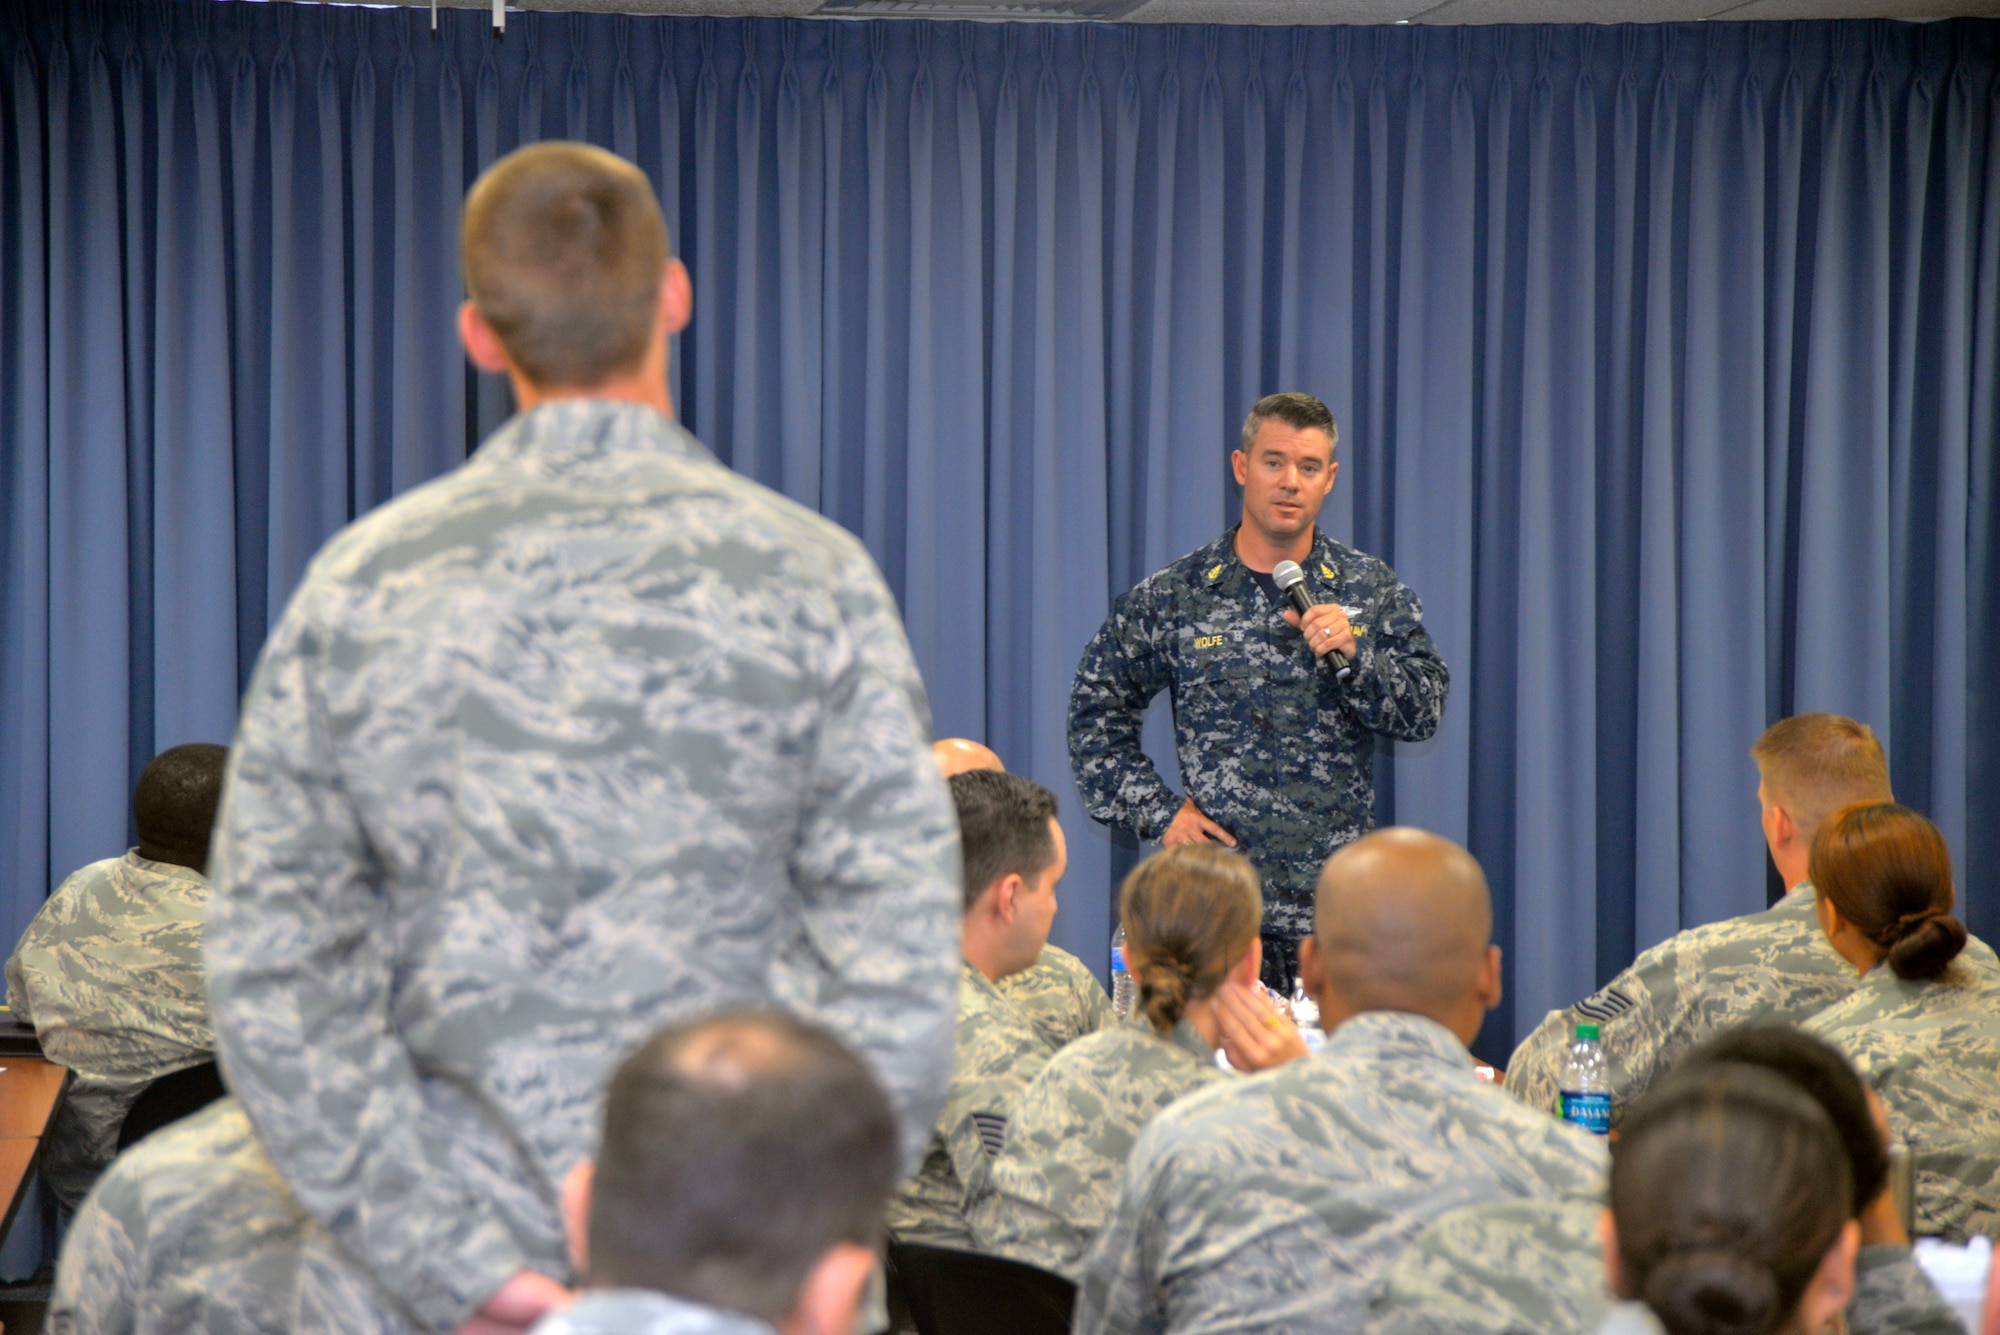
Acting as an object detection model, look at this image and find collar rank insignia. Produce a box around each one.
[1320,563,1336,580]
[1206,564,1223,581]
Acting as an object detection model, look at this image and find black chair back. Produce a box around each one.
[117,1061,225,1151]
[887,1241,1076,1335]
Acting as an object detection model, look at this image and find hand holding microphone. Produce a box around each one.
[1273,560,1354,681]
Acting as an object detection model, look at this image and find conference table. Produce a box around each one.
[0,1015,68,1255]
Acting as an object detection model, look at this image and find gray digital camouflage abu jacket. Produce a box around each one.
[1504,885,1858,1120]
[888,962,1059,1250]
[966,1013,1225,1281]
[1074,1011,1605,1335]
[1806,946,2000,1243]
[47,1097,310,1335]
[997,944,1116,1052]
[1506,884,1998,1125]
[1068,529,1447,939]
[203,399,961,1333]
[6,850,214,1210]
[1363,1199,1962,1335]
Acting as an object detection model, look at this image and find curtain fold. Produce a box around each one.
[2,3,1996,1058]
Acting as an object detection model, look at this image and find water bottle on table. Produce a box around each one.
[1290,979,1324,1054]
[1559,1022,1610,1135]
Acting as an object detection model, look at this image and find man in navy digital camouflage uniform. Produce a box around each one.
[1068,393,1449,989]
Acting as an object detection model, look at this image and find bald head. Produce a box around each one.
[933,738,1005,778]
[1309,828,1498,1039]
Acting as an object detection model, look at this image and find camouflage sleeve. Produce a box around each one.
[941,1088,1010,1226]
[5,947,31,1025]
[1505,946,1683,1119]
[1849,1245,1964,1335]
[1341,578,1447,743]
[1068,588,1181,842]
[1079,970,1117,1038]
[46,1173,143,1335]
[1072,1139,1170,1335]
[1363,1200,1610,1335]
[778,545,962,1175]
[203,611,529,1332]
[1503,1010,1573,1116]
[997,946,1114,1052]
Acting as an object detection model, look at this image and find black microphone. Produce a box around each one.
[1273,560,1352,682]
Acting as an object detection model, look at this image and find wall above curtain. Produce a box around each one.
[3,1,1995,1058]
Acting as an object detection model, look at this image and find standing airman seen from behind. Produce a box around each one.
[50,141,961,1335]
[888,770,1072,1251]
[1366,1023,1963,1335]
[7,743,228,1212]
[1803,802,2000,1243]
[1507,714,1911,1118]
[1068,393,1449,993]
[931,738,1115,1052]
[1073,828,1605,1335]
[966,845,1305,1282]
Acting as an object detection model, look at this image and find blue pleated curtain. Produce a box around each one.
[3,1,1996,1058]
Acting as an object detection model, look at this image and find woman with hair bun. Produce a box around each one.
[1362,1024,1961,1335]
[1802,801,2000,1241]
[963,846,1307,1280]
[1603,1063,1861,1335]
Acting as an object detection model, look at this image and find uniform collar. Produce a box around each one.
[962,956,997,989]
[1168,1016,1217,1062]
[1599,1303,1669,1335]
[533,1289,778,1335]
[1320,1009,1475,1075]
[962,958,1020,1008]
[1125,1008,1220,1061]
[1773,881,1818,910]
[475,398,718,469]
[122,849,208,886]
[1206,526,1347,590]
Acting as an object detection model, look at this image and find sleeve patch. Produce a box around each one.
[1573,986,1635,1025]
[971,1112,1009,1158]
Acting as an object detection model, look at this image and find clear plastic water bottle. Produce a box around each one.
[1559,1022,1611,1136]
[1290,978,1320,1030]
[1111,926,1135,1020]
[1290,979,1325,1054]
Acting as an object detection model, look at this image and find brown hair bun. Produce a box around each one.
[1809,802,1966,980]
[1118,847,1263,1034]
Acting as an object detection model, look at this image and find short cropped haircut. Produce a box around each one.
[132,743,228,861]
[949,770,1058,912]
[588,1011,899,1319]
[1240,391,1338,453]
[462,142,668,389]
[1750,714,1891,846]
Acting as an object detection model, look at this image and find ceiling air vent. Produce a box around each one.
[815,0,1147,18]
